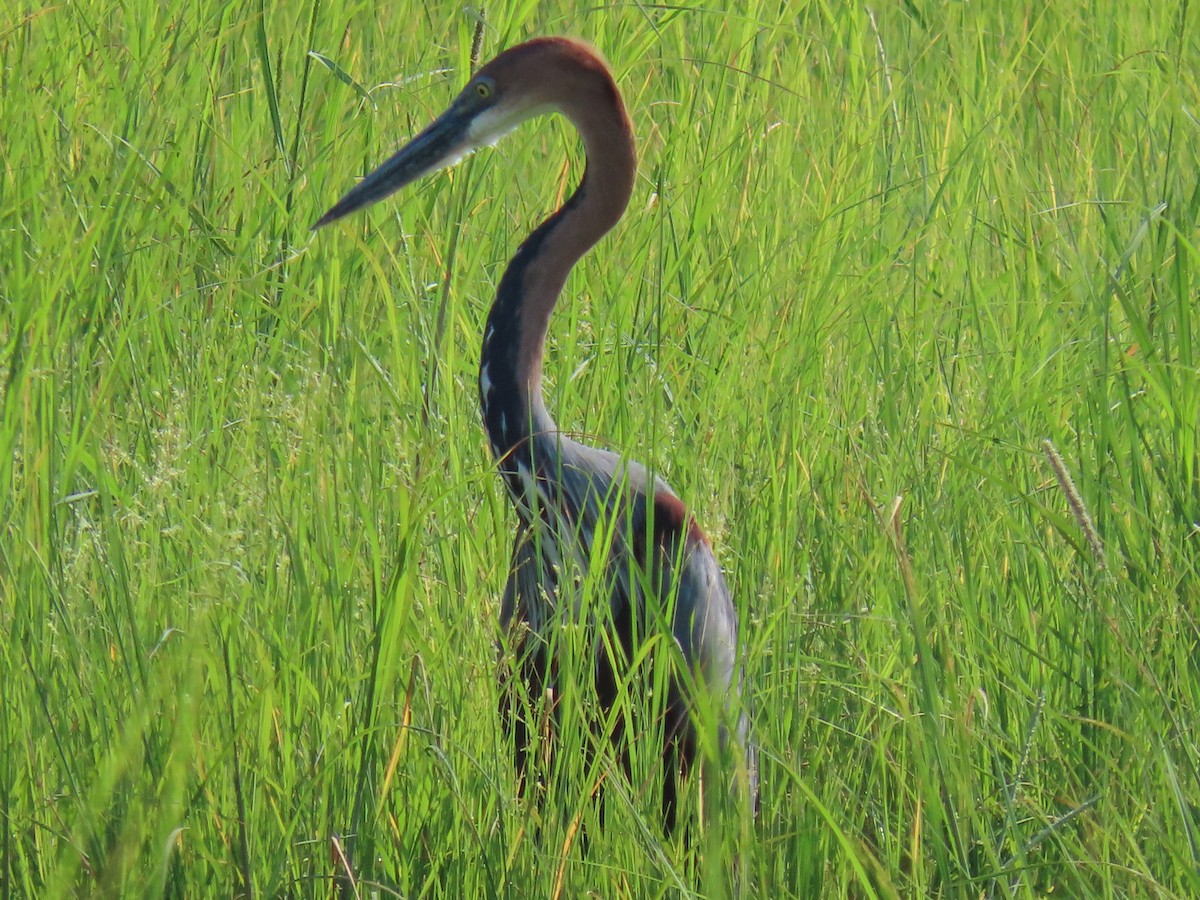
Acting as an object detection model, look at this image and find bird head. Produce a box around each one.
[312,38,616,230]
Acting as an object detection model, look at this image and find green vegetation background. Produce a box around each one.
[2,1,1197,896]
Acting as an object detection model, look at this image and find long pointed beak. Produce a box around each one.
[312,107,473,230]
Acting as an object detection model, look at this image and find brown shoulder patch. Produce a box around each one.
[651,490,707,549]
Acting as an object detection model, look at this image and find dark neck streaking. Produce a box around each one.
[476,69,636,500]
[476,187,584,475]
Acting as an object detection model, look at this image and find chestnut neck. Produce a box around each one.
[478,70,636,481]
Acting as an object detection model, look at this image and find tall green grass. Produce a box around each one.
[2,1,1198,895]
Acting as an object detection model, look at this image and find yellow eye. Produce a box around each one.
[474,79,494,99]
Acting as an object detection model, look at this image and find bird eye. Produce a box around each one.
[474,79,494,99]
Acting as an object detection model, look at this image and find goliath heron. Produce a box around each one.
[315,37,754,829]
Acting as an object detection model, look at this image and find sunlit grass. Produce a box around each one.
[2,1,1198,896]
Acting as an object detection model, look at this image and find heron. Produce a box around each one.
[315,36,754,830]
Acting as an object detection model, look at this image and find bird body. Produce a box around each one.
[316,37,753,828]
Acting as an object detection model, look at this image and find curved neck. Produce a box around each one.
[479,83,637,468]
